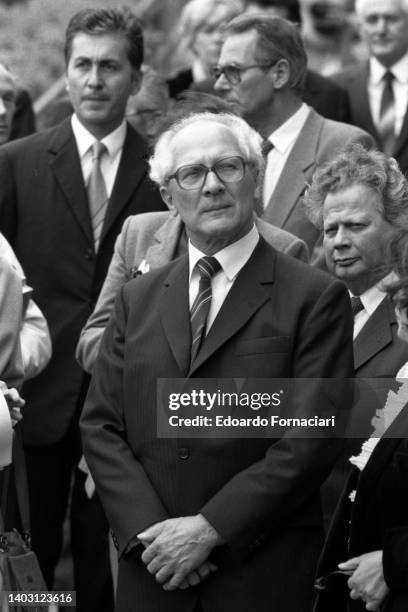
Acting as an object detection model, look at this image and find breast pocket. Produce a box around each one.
[235,336,291,356]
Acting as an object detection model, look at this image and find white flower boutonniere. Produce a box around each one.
[129,259,150,279]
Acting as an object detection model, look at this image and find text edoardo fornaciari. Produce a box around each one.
[168,414,336,428]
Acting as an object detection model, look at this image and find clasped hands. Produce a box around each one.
[339,550,389,611]
[137,514,222,591]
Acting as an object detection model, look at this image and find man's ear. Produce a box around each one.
[270,58,290,90]
[160,185,175,211]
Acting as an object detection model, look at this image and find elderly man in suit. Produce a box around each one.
[0,7,165,610]
[333,0,408,175]
[81,111,354,612]
[213,14,374,261]
[76,210,308,374]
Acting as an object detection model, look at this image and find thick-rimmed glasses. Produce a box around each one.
[211,61,277,85]
[167,156,247,190]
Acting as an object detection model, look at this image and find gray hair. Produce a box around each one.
[179,0,245,50]
[149,111,264,186]
[303,143,408,230]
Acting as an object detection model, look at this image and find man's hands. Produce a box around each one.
[0,382,24,426]
[138,514,221,591]
[339,550,389,611]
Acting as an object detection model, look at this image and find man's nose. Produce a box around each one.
[214,73,230,92]
[0,98,7,116]
[87,65,103,87]
[202,169,225,194]
[333,226,350,247]
[374,16,388,35]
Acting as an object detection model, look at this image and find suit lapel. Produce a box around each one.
[189,239,276,375]
[354,297,394,371]
[144,214,185,268]
[159,256,191,376]
[101,124,150,244]
[394,106,408,157]
[263,110,322,228]
[348,64,379,141]
[48,119,93,244]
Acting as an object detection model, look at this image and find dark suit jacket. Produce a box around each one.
[167,68,352,122]
[262,109,374,257]
[355,296,408,379]
[333,62,408,175]
[81,238,354,612]
[0,118,166,445]
[314,401,408,612]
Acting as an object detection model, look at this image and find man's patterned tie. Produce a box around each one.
[87,141,108,252]
[190,256,221,365]
[350,296,364,317]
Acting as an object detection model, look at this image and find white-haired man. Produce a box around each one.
[333,0,408,175]
[81,111,354,612]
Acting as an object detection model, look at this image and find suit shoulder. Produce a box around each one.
[274,248,346,296]
[121,211,172,235]
[320,116,371,140]
[331,63,367,87]
[0,122,67,159]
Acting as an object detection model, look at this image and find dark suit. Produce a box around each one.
[81,237,354,612]
[333,62,408,175]
[167,68,352,122]
[262,109,374,258]
[314,402,408,612]
[0,118,165,604]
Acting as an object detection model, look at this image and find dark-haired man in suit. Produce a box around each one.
[0,7,165,610]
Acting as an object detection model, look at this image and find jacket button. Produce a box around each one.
[178,447,189,459]
[85,248,94,260]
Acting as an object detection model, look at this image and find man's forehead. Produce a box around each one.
[170,121,240,156]
[70,32,129,59]
[360,0,406,16]
[219,30,258,64]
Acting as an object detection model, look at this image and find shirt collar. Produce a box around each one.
[71,114,127,160]
[267,103,310,154]
[370,52,408,85]
[350,273,394,316]
[188,224,259,281]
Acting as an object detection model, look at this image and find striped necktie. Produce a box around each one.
[190,256,221,365]
[87,141,108,251]
[350,296,364,317]
[378,71,396,155]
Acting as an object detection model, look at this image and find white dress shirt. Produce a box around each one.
[262,103,310,207]
[368,54,408,137]
[71,114,127,196]
[189,224,259,332]
[351,275,393,339]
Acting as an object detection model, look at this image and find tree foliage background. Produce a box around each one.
[0,0,187,100]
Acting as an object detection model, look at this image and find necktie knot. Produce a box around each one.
[261,139,274,157]
[350,296,364,317]
[383,70,395,86]
[91,141,107,161]
[196,256,221,281]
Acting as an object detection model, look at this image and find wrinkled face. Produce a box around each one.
[358,0,408,67]
[0,67,16,145]
[159,121,257,253]
[66,33,141,138]
[214,30,276,119]
[323,183,394,294]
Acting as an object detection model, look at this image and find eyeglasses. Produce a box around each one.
[211,61,277,85]
[167,156,247,190]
